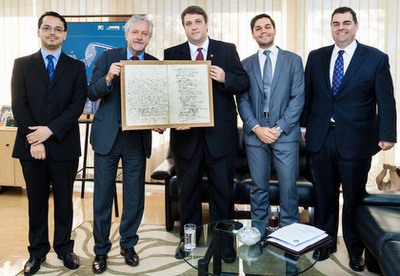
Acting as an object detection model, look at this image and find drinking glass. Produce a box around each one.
[267,206,280,232]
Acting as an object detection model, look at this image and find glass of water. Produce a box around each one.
[184,223,196,252]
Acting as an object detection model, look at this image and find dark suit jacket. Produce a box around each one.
[301,42,396,159]
[11,50,87,161]
[164,39,249,159]
[88,47,157,157]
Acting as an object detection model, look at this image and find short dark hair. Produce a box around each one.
[250,13,276,32]
[331,7,358,25]
[181,6,208,26]
[38,11,67,31]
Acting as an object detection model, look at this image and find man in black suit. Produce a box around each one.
[164,5,249,260]
[88,15,157,274]
[11,11,87,276]
[301,7,396,271]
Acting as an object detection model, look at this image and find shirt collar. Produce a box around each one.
[41,48,61,62]
[333,39,357,57]
[257,44,278,58]
[188,37,210,57]
[127,48,145,60]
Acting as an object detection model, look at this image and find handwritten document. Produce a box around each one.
[121,60,213,130]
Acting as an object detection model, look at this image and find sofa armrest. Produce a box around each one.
[151,158,175,181]
[362,191,400,206]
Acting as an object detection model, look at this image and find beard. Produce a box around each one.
[130,41,146,53]
[41,36,63,50]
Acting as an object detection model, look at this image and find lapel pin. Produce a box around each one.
[210,54,214,58]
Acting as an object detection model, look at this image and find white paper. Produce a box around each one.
[267,223,328,252]
[168,64,211,124]
[124,64,169,126]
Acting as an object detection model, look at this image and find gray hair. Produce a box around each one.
[125,15,153,37]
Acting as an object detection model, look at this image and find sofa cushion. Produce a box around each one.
[356,205,400,257]
[380,240,400,276]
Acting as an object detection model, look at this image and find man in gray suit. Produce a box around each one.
[88,15,157,274]
[237,14,304,237]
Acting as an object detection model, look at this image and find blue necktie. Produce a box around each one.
[332,50,344,97]
[263,50,272,113]
[46,55,55,81]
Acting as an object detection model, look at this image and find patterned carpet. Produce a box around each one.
[17,221,379,275]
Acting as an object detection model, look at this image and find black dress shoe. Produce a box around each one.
[57,252,80,269]
[92,255,107,274]
[175,241,190,259]
[121,247,139,266]
[349,255,365,272]
[24,256,45,276]
[313,245,337,261]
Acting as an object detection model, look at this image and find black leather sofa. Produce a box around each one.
[355,191,400,276]
[151,128,315,231]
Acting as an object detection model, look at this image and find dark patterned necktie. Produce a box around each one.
[46,55,55,81]
[332,50,344,97]
[131,56,139,60]
[195,48,204,60]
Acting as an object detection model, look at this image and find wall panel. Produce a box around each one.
[1,0,399,183]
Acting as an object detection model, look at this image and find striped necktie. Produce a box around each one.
[46,55,55,81]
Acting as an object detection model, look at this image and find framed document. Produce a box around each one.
[120,60,214,130]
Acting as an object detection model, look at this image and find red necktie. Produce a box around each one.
[195,48,204,60]
[131,56,139,60]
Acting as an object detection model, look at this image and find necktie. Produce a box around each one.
[195,48,204,60]
[332,50,344,97]
[46,55,55,81]
[131,56,139,60]
[263,50,272,113]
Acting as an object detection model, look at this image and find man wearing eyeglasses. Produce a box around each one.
[11,11,87,275]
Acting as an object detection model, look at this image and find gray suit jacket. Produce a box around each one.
[88,47,157,157]
[238,48,305,145]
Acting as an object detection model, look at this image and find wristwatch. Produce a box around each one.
[276,125,283,134]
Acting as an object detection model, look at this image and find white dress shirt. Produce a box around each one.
[188,37,210,60]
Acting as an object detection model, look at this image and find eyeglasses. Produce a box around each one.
[40,25,65,34]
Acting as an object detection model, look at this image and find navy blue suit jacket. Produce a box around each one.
[88,47,157,157]
[164,39,249,159]
[301,42,396,159]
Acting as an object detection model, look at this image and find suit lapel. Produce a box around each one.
[250,53,263,93]
[270,49,284,96]
[207,39,219,62]
[49,52,68,89]
[32,50,51,86]
[336,42,365,96]
[120,47,127,61]
[180,42,192,60]
[323,45,334,99]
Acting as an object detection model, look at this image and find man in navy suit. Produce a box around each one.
[11,11,87,275]
[88,15,157,274]
[237,13,304,238]
[301,7,396,271]
[164,5,249,260]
